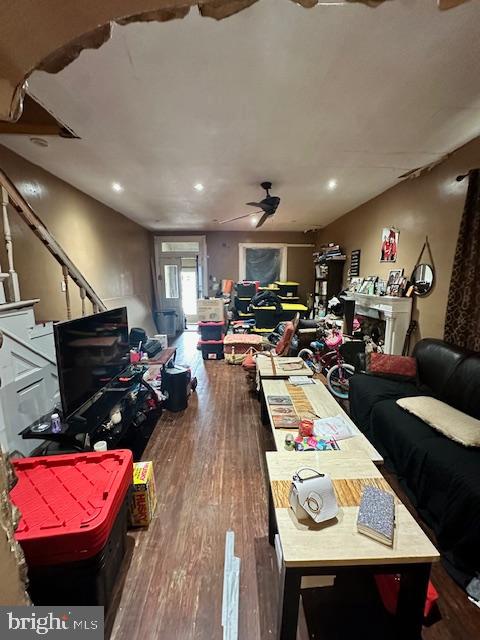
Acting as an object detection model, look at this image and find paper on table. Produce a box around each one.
[288,376,315,385]
[313,415,356,440]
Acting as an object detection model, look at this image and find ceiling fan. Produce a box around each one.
[218,181,280,228]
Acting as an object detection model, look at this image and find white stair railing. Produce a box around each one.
[1,185,20,303]
[0,168,106,318]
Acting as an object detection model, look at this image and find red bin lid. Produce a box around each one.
[197,321,225,327]
[10,450,133,566]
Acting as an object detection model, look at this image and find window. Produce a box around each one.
[245,248,282,285]
[161,241,200,253]
[164,264,179,298]
[239,243,287,284]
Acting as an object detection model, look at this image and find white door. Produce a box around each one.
[157,256,184,333]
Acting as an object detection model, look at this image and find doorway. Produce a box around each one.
[154,236,207,333]
[180,257,199,325]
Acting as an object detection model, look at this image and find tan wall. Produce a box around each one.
[316,137,480,340]
[205,231,316,301]
[0,144,155,333]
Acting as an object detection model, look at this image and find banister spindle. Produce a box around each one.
[1,185,20,302]
[79,286,86,316]
[62,265,71,320]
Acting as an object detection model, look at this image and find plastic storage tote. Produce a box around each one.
[198,339,224,360]
[236,281,258,297]
[198,321,226,341]
[274,281,299,297]
[10,450,133,608]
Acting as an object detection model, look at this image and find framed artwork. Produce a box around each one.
[380,227,399,262]
[349,277,363,292]
[358,275,377,295]
[350,249,361,277]
[375,279,387,296]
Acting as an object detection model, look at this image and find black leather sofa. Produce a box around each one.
[349,338,480,585]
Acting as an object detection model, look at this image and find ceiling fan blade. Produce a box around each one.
[256,212,271,229]
[246,201,262,208]
[218,212,256,224]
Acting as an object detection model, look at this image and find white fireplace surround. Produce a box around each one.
[351,293,413,355]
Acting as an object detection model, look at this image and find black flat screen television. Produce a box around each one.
[54,307,129,419]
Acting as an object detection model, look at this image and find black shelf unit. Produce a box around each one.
[312,258,345,318]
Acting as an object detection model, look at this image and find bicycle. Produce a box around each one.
[298,327,355,400]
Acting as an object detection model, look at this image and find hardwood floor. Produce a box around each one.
[110,331,480,640]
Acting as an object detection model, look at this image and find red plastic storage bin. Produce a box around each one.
[198,339,224,360]
[11,450,133,566]
[198,320,226,341]
[10,450,133,608]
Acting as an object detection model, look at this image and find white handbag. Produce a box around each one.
[289,467,339,524]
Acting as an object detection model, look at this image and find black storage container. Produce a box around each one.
[252,305,279,330]
[275,281,299,297]
[278,296,300,303]
[163,365,191,411]
[27,497,128,609]
[198,321,226,341]
[198,339,224,360]
[236,281,257,297]
[234,297,252,314]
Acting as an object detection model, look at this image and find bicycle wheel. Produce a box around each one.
[298,348,317,372]
[326,363,355,399]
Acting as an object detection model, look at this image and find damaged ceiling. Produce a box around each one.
[0,0,473,122]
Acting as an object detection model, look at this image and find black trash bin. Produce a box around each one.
[155,309,177,338]
[163,365,191,412]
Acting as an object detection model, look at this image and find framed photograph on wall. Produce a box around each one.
[380,227,399,262]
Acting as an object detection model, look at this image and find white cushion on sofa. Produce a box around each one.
[397,396,480,447]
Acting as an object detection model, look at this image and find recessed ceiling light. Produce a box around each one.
[194,183,204,192]
[327,179,337,191]
[112,182,124,192]
[30,137,49,148]
[251,217,258,226]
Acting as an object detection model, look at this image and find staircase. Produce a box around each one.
[0,169,106,455]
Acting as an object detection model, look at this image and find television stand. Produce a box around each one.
[20,365,161,459]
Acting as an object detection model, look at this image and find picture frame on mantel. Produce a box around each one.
[358,275,377,295]
[387,268,403,286]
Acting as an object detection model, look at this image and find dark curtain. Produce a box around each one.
[245,248,281,285]
[444,169,480,351]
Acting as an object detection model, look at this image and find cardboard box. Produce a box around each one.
[129,461,157,527]
[153,334,168,349]
[197,298,226,322]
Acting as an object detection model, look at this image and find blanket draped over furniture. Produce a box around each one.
[444,169,480,352]
[349,338,480,586]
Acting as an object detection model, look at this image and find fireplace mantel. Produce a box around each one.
[351,293,413,355]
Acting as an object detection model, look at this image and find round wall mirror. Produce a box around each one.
[411,263,434,296]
